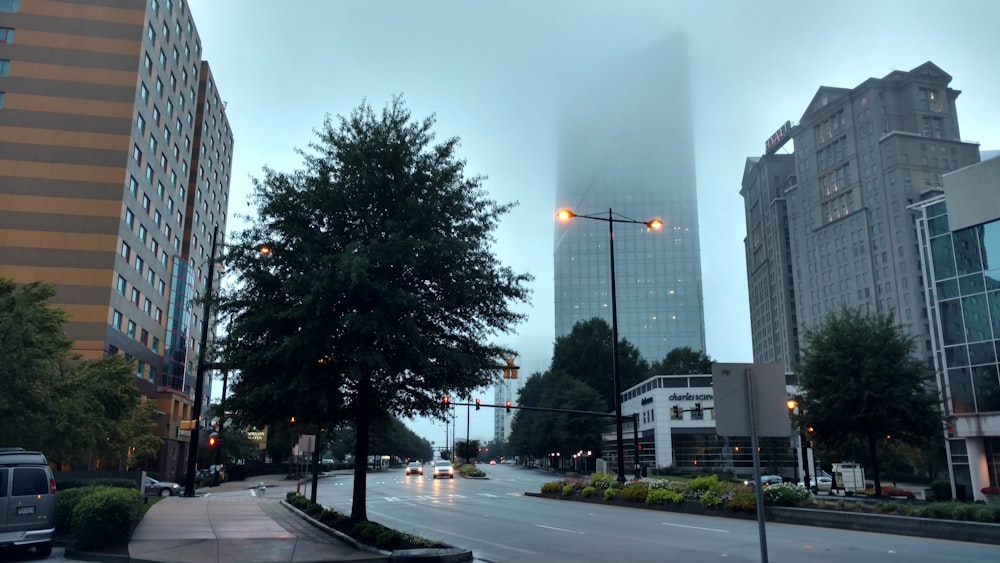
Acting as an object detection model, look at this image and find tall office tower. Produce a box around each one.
[493,378,520,442]
[0,0,233,477]
[554,33,705,365]
[742,150,799,366]
[742,62,981,368]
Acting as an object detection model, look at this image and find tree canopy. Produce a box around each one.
[796,307,943,496]
[651,346,714,375]
[0,279,161,469]
[217,96,531,521]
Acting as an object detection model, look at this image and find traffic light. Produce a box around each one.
[505,401,512,413]
[671,405,681,419]
[207,432,219,447]
[503,358,519,379]
[693,403,703,417]
[443,396,450,406]
[475,398,481,411]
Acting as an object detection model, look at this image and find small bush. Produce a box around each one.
[353,521,433,550]
[541,481,563,494]
[726,490,756,513]
[699,491,723,508]
[581,486,596,497]
[686,475,724,497]
[603,488,619,501]
[459,464,486,477]
[589,472,615,490]
[620,481,649,503]
[71,488,143,550]
[56,486,104,533]
[872,502,900,514]
[930,480,952,502]
[762,483,812,507]
[646,488,684,505]
[57,478,139,492]
[562,484,575,496]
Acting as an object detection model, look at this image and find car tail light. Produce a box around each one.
[49,476,58,495]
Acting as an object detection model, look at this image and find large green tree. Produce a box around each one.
[548,318,650,411]
[217,96,531,522]
[651,346,714,375]
[797,307,943,496]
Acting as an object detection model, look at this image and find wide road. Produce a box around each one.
[311,463,1000,562]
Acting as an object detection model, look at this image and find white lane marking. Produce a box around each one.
[535,524,585,535]
[662,522,730,533]
[385,497,401,501]
[479,493,498,498]
[505,492,523,497]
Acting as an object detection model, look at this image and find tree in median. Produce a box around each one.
[218,96,531,522]
[651,346,714,375]
[796,307,943,497]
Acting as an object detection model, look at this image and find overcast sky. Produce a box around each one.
[190,0,1000,445]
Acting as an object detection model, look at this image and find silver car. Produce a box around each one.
[431,460,454,479]
[0,448,56,557]
[144,476,181,497]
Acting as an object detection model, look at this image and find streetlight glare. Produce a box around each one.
[646,218,663,230]
[257,244,272,256]
[787,399,798,411]
[556,209,576,221]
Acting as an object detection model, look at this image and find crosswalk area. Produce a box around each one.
[373,491,524,504]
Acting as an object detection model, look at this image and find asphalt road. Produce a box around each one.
[311,463,1000,563]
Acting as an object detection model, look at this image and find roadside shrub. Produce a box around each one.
[930,480,953,502]
[762,483,812,507]
[684,475,724,499]
[71,487,143,550]
[353,521,435,550]
[319,508,342,523]
[603,488,619,501]
[620,481,649,503]
[646,488,684,505]
[699,491,723,508]
[56,486,104,533]
[56,478,139,492]
[968,505,996,523]
[590,472,615,490]
[562,484,575,496]
[872,501,900,514]
[541,481,563,494]
[459,464,486,478]
[726,490,756,513]
[923,501,960,520]
[581,486,596,497]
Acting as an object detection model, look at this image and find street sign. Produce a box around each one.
[712,363,789,437]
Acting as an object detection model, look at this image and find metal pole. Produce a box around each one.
[633,413,641,480]
[747,368,769,563]
[212,369,228,485]
[608,208,626,485]
[183,224,218,497]
[466,395,471,462]
[802,433,812,492]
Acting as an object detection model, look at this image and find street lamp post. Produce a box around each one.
[557,208,662,485]
[787,399,812,491]
[184,224,219,497]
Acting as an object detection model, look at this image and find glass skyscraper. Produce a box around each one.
[553,33,706,364]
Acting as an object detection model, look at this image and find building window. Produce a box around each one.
[125,208,135,229]
[155,307,163,322]
[135,256,144,275]
[155,77,163,96]
[127,320,136,339]
[158,49,166,67]
[0,59,9,76]
[146,22,155,43]
[142,194,151,212]
[146,268,155,286]
[138,224,147,243]
[140,83,149,104]
[112,310,123,330]
[116,275,127,295]
[144,52,152,73]
[130,287,140,306]
[153,209,162,227]
[121,242,130,261]
[0,0,19,12]
[143,298,152,316]
[0,27,14,43]
[157,280,165,296]
[151,336,160,353]
[0,91,4,109]
[133,145,142,165]
[135,359,144,378]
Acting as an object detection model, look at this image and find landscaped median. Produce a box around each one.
[283,492,474,561]
[527,473,1000,545]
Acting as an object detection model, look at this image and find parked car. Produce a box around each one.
[432,460,454,479]
[744,474,783,488]
[798,474,834,493]
[0,447,56,557]
[405,462,423,476]
[145,476,181,497]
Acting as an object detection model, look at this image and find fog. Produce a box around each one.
[189,0,1000,442]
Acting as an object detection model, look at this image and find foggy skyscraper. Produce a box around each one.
[553,33,706,364]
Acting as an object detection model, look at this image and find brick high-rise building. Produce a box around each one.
[0,0,233,479]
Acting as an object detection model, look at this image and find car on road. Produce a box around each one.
[145,476,181,496]
[489,460,497,465]
[432,460,454,479]
[0,448,56,557]
[405,462,423,476]
[744,474,783,488]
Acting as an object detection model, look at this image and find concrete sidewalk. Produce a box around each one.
[126,489,387,563]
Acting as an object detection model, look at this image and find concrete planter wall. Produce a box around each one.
[527,492,1000,545]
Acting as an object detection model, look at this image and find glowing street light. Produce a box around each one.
[556,208,662,484]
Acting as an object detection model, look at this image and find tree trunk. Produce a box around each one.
[867,432,882,497]
[351,395,371,522]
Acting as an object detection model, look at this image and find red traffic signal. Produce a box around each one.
[443,396,450,406]
[475,398,481,411]
[505,401,512,413]
[207,433,219,447]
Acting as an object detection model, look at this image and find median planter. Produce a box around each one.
[526,491,758,521]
